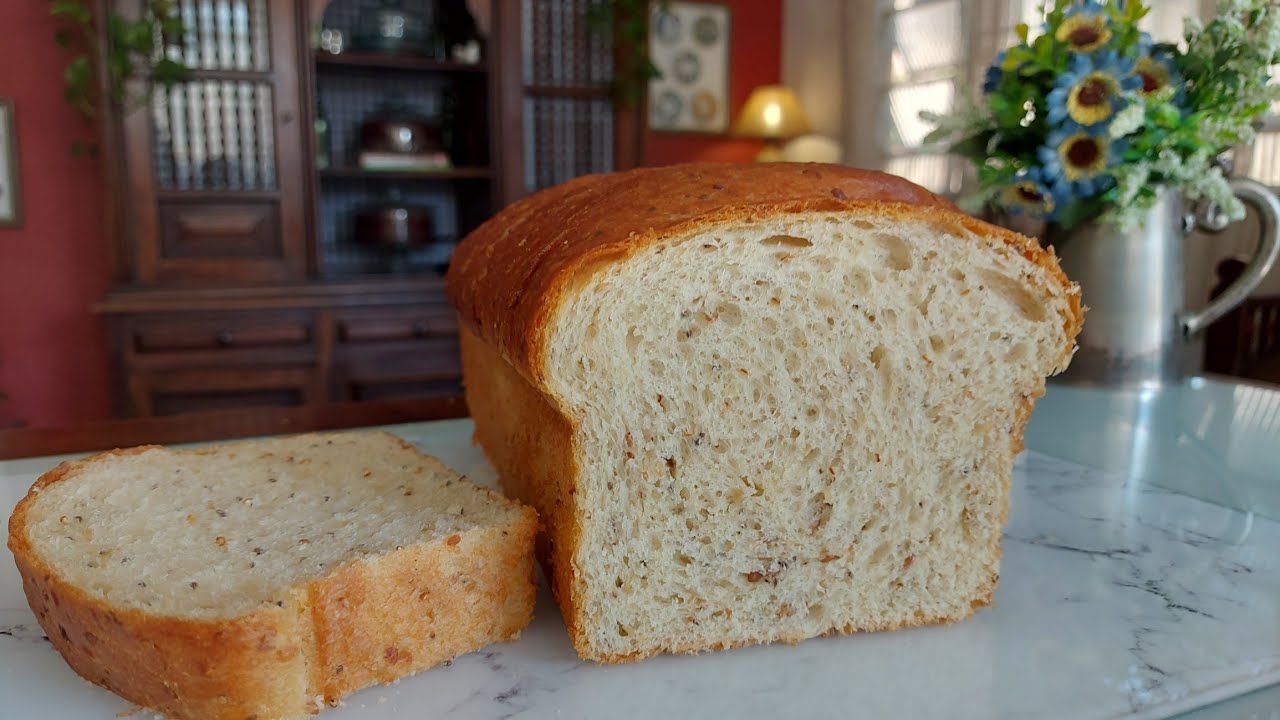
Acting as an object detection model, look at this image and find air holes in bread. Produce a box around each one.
[872,233,913,271]
[976,268,1047,322]
[870,345,894,401]
[760,234,813,248]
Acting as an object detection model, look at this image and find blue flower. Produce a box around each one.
[1037,125,1121,197]
[983,50,1007,94]
[1047,52,1140,128]
[1136,29,1155,54]
[998,167,1062,220]
[1055,1,1112,53]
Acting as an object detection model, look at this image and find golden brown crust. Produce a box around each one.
[307,519,537,704]
[445,162,1082,387]
[458,326,589,656]
[6,440,538,720]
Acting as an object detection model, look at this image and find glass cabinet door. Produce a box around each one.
[124,0,308,284]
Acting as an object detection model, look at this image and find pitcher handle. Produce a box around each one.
[1180,177,1280,337]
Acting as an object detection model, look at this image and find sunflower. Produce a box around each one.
[1047,52,1140,127]
[1037,126,1118,196]
[998,168,1060,220]
[1055,2,1112,54]
[1134,48,1182,98]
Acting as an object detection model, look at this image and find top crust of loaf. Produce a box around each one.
[445,162,1082,388]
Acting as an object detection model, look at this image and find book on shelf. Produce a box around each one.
[357,151,453,172]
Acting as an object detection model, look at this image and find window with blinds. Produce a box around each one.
[1240,69,1280,187]
[879,0,1034,194]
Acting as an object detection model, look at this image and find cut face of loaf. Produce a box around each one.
[7,432,537,720]
[449,163,1080,662]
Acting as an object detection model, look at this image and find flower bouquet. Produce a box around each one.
[924,0,1280,229]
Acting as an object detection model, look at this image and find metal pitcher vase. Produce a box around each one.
[1044,179,1280,387]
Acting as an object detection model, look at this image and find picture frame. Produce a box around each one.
[0,98,21,228]
[647,1,732,135]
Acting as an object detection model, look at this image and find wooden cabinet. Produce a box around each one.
[100,281,460,417]
[95,0,641,420]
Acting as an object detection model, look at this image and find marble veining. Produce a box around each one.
[0,619,50,646]
[0,420,1277,719]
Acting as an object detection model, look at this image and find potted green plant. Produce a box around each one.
[925,0,1280,387]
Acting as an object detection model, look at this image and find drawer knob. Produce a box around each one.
[215,329,235,347]
[412,321,431,338]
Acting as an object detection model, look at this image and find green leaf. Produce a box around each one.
[50,1,92,24]
[585,3,612,31]
[152,57,188,85]
[952,133,995,159]
[1005,45,1035,69]
[64,55,90,87]
[53,3,192,118]
[921,126,952,147]
[1015,23,1030,44]
[1053,195,1106,230]
[127,21,155,52]
[69,139,99,157]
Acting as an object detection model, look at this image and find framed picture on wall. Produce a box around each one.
[0,98,21,228]
[648,1,731,134]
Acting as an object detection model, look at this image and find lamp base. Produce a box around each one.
[754,142,785,163]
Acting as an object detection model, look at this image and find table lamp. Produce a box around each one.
[731,85,812,162]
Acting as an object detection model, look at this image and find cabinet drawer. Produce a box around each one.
[133,317,312,353]
[130,367,319,417]
[158,200,281,260]
[333,339,461,402]
[337,309,457,345]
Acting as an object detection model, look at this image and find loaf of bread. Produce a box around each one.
[6,431,537,719]
[447,163,1081,662]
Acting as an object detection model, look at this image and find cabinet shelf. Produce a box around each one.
[317,166,493,180]
[315,52,488,73]
[524,84,610,99]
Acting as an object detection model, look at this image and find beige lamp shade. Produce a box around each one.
[731,85,812,140]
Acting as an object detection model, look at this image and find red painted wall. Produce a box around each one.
[644,0,782,166]
[0,1,781,428]
[0,4,113,428]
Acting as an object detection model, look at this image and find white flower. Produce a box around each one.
[1217,13,1247,37]
[1109,101,1146,139]
[918,101,992,146]
[1259,4,1280,53]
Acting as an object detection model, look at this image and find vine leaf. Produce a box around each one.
[587,0,668,109]
[49,0,191,152]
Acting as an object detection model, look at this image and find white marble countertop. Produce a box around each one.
[2,381,1278,719]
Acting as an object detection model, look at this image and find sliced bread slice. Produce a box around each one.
[7,431,537,720]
